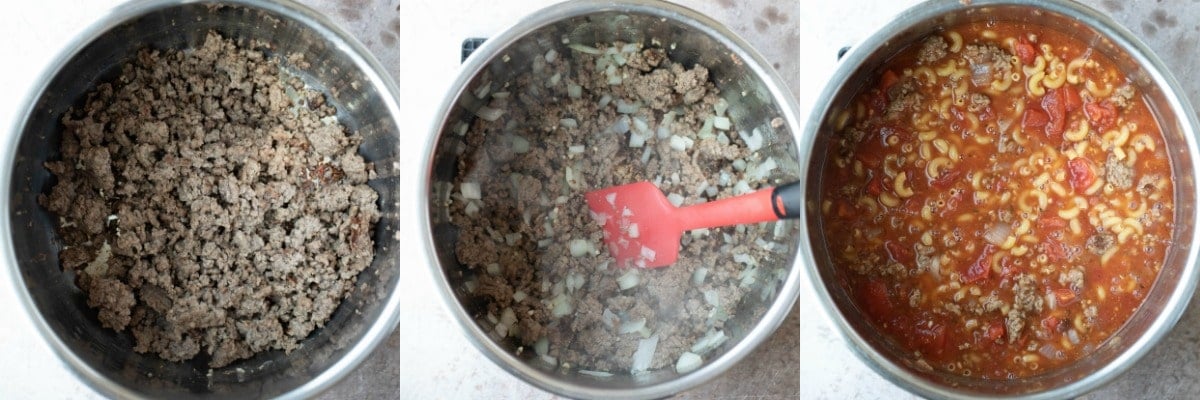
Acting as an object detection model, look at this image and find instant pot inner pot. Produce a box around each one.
[805,4,1196,396]
[429,10,801,390]
[9,3,400,398]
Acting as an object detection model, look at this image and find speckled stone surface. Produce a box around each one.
[799,0,1200,398]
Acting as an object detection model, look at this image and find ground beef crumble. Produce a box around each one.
[39,32,380,368]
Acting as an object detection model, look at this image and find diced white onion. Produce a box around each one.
[657,111,676,139]
[632,117,650,135]
[617,270,640,290]
[690,329,728,355]
[675,352,702,374]
[628,223,639,238]
[598,93,613,108]
[568,43,602,54]
[476,106,505,122]
[579,370,614,378]
[692,267,709,286]
[605,192,617,206]
[567,83,583,99]
[486,263,501,276]
[619,318,646,334]
[550,294,573,317]
[744,128,765,151]
[751,157,778,180]
[703,290,720,307]
[560,118,579,129]
[640,246,656,262]
[713,116,731,130]
[667,193,685,207]
[569,144,586,154]
[464,200,480,216]
[454,121,469,136]
[616,99,641,114]
[669,135,688,151]
[510,135,530,153]
[631,334,659,375]
[460,182,481,200]
[733,180,751,195]
[733,253,756,266]
[602,308,619,329]
[547,72,562,87]
[714,98,729,116]
[640,146,653,164]
[545,48,559,63]
[513,290,527,302]
[609,115,630,134]
[629,132,646,148]
[473,82,491,99]
[732,158,747,172]
[698,116,715,138]
[569,238,595,257]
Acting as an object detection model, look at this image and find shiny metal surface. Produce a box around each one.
[3,0,403,398]
[418,0,806,399]
[801,0,1200,398]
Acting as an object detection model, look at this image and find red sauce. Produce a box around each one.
[819,22,1173,379]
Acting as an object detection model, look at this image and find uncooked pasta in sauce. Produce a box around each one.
[818,22,1174,379]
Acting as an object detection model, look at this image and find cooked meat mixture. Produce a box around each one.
[40,32,380,368]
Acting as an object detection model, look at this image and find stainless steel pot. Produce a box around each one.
[801,0,1200,398]
[3,1,403,398]
[419,1,805,398]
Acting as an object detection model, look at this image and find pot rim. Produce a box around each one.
[800,0,1200,398]
[418,0,807,398]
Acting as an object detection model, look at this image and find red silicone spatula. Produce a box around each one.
[584,181,802,268]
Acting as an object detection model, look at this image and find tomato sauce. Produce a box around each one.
[819,22,1174,379]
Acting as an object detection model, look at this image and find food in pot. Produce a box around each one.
[40,32,380,368]
[443,41,789,375]
[818,22,1172,378]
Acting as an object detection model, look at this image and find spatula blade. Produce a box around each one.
[585,182,682,268]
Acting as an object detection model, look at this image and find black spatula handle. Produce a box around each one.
[770,181,803,219]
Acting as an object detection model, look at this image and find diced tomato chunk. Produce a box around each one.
[930,167,963,190]
[913,321,948,356]
[886,241,914,265]
[866,175,884,196]
[1015,36,1037,65]
[1062,87,1083,112]
[963,245,995,283]
[863,280,893,320]
[1085,101,1118,131]
[1041,315,1062,331]
[1054,288,1078,305]
[1041,88,1069,142]
[1038,216,1067,231]
[984,320,1006,342]
[1041,239,1067,262]
[880,69,900,92]
[1022,106,1049,131]
[1067,158,1096,192]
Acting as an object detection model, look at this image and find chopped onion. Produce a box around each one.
[550,294,573,317]
[463,201,480,216]
[541,355,558,366]
[703,290,720,307]
[619,318,647,334]
[568,144,586,154]
[460,182,481,200]
[463,278,478,293]
[704,186,718,197]
[569,238,595,257]
[713,116,732,131]
[640,246,656,262]
[732,158,747,172]
[692,267,709,286]
[716,132,730,146]
[631,334,659,375]
[616,99,641,114]
[739,266,758,287]
[609,115,630,134]
[690,329,728,355]
[669,135,688,151]
[667,193,685,207]
[657,111,676,139]
[560,118,579,129]
[675,352,703,374]
[632,117,650,135]
[454,121,469,136]
[714,98,729,116]
[491,91,510,99]
[602,308,619,329]
[733,253,756,266]
[733,180,752,195]
[605,192,617,206]
[612,52,628,66]
[567,83,583,99]
[473,82,492,99]
[486,263,501,276]
[545,48,559,63]
[547,72,562,87]
[617,270,640,290]
[569,43,602,54]
[640,146,653,164]
[513,290,527,302]
[751,157,778,180]
[500,307,517,328]
[476,106,505,122]
[579,370,614,378]
[627,223,640,238]
[598,93,613,108]
[698,116,715,138]
[510,135,530,153]
[984,223,1012,246]
[744,128,765,151]
[628,132,646,148]
[535,336,550,356]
